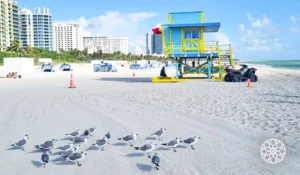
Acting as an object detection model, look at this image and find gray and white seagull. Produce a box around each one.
[35,139,58,153]
[56,142,74,151]
[92,137,108,151]
[151,153,160,170]
[66,151,87,167]
[134,142,157,158]
[183,136,201,150]
[161,138,182,152]
[118,133,138,147]
[10,134,29,151]
[151,128,166,141]
[71,136,88,144]
[60,144,81,158]
[66,129,81,138]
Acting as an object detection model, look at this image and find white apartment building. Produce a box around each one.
[53,23,83,51]
[83,37,128,54]
[0,0,19,51]
[19,8,34,48]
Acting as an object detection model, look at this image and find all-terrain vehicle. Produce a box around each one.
[224,64,258,82]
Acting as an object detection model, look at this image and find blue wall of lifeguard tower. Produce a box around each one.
[162,11,203,57]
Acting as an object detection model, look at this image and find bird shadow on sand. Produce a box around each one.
[51,157,66,163]
[145,137,157,141]
[156,147,170,151]
[136,163,152,172]
[7,147,21,151]
[55,161,75,166]
[126,153,144,158]
[177,145,187,149]
[112,142,127,146]
[29,149,44,153]
[60,137,72,141]
[31,160,43,168]
[85,146,99,151]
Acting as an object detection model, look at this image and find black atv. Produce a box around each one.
[224,64,258,82]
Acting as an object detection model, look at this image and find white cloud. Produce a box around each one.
[239,13,281,51]
[56,11,158,53]
[213,33,231,45]
[290,16,297,23]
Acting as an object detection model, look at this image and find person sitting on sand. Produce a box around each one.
[14,72,17,79]
[160,67,167,78]
[6,72,10,78]
[11,72,14,78]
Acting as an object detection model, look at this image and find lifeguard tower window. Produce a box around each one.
[184,29,200,39]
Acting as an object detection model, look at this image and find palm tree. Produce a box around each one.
[7,40,24,56]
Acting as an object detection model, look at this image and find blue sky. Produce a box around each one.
[20,0,300,60]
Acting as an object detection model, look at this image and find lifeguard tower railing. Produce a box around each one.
[163,40,235,67]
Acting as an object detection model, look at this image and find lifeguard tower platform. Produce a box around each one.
[157,11,235,80]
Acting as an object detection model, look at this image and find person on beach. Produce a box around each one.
[160,67,167,78]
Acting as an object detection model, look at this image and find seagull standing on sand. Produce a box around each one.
[71,136,88,144]
[134,143,157,158]
[151,128,166,141]
[118,133,138,147]
[105,132,111,144]
[60,145,80,158]
[66,151,87,167]
[41,151,49,168]
[183,136,201,150]
[152,153,160,170]
[161,138,181,152]
[92,137,107,151]
[56,142,74,151]
[66,129,81,138]
[35,139,58,153]
[10,134,29,151]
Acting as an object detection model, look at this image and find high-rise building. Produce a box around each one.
[83,37,128,54]
[145,32,152,55]
[145,32,163,55]
[33,7,52,50]
[53,23,83,51]
[0,0,19,51]
[19,8,34,49]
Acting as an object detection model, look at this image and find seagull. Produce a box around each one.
[71,136,88,144]
[134,143,157,158]
[151,153,160,170]
[183,136,201,150]
[105,132,111,144]
[56,142,74,151]
[161,138,181,152]
[118,133,138,147]
[10,134,29,151]
[92,137,107,151]
[88,126,96,136]
[41,151,49,168]
[60,145,80,158]
[66,129,81,138]
[151,128,166,141]
[66,151,87,167]
[35,139,58,153]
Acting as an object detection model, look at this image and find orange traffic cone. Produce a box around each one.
[132,71,135,77]
[247,79,252,88]
[69,74,76,88]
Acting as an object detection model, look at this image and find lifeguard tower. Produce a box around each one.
[155,11,235,80]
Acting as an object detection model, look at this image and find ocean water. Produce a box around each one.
[240,60,300,70]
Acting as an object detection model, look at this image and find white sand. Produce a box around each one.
[0,64,299,174]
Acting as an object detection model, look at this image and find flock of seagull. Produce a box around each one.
[9,127,201,170]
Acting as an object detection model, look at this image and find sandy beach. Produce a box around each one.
[0,64,299,174]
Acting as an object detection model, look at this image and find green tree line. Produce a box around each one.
[0,40,166,65]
